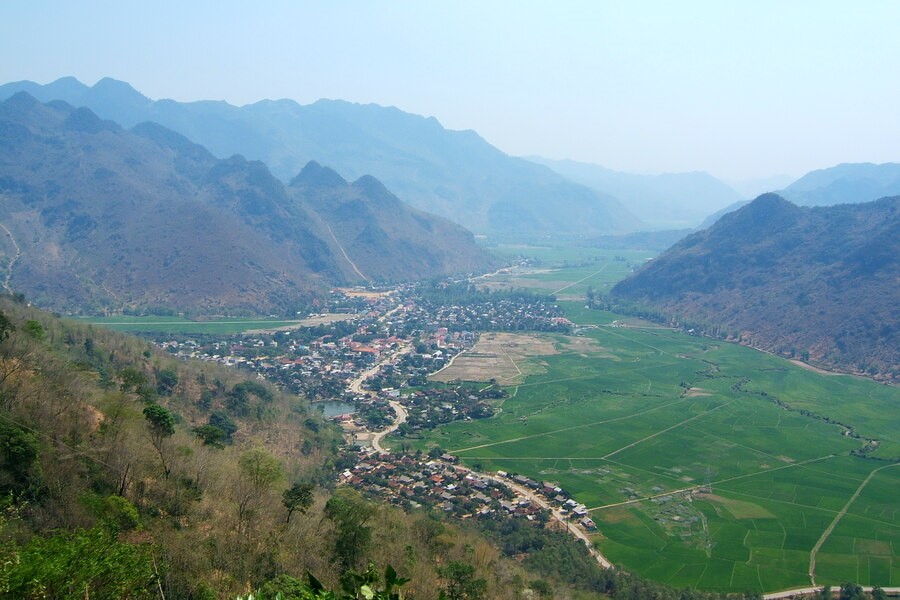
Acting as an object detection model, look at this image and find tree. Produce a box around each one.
[24,320,44,341]
[192,424,226,448]
[143,403,175,478]
[155,368,178,396]
[282,481,315,523]
[237,448,283,530]
[0,526,156,598]
[438,561,486,600]
[839,582,866,600]
[0,419,41,497]
[324,487,375,569]
[0,310,13,342]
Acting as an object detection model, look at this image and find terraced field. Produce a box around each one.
[414,250,900,594]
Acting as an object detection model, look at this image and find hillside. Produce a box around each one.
[0,77,642,235]
[0,298,611,599]
[610,194,900,381]
[0,93,494,314]
[528,156,745,229]
[779,162,900,206]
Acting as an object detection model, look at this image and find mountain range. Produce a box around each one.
[527,156,746,229]
[0,93,493,314]
[778,162,900,207]
[610,194,899,381]
[0,77,641,235]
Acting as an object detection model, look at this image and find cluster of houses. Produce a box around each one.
[339,448,599,533]
[500,472,596,531]
[339,448,548,521]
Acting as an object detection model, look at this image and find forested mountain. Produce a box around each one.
[0,77,641,235]
[528,156,745,229]
[0,93,493,314]
[610,194,899,381]
[778,162,900,206]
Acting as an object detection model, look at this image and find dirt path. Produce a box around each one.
[808,462,900,586]
[551,263,608,296]
[325,223,369,282]
[447,464,614,569]
[449,397,689,453]
[428,349,468,379]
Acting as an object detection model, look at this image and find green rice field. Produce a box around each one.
[416,246,900,594]
[73,315,304,334]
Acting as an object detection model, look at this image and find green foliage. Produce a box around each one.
[155,367,179,396]
[324,488,375,570]
[0,419,41,497]
[248,564,409,600]
[102,494,141,532]
[23,320,44,341]
[209,410,239,440]
[142,403,175,438]
[438,561,486,600]
[282,481,315,523]
[0,311,13,342]
[239,448,283,491]
[0,525,156,599]
[119,367,148,393]
[193,424,227,448]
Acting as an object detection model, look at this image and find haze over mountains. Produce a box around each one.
[0,93,492,313]
[778,162,900,207]
[0,77,641,235]
[527,156,746,229]
[611,194,899,381]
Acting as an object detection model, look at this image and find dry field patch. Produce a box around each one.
[430,332,558,384]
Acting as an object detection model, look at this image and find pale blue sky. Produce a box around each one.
[2,1,899,181]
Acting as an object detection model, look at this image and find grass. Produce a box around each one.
[413,247,900,594]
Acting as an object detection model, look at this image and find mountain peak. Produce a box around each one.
[63,106,119,134]
[2,90,41,112]
[290,161,348,188]
[352,174,398,206]
[725,193,800,228]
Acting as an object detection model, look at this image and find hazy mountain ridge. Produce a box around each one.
[610,194,900,381]
[0,77,641,235]
[0,93,493,313]
[778,162,900,207]
[527,156,745,229]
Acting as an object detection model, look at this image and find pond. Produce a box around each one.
[314,400,356,418]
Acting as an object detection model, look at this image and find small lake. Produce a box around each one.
[314,400,356,418]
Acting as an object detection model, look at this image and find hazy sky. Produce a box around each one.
[2,1,899,181]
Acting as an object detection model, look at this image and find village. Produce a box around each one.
[154,282,601,540]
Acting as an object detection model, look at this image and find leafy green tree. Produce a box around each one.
[143,403,175,438]
[438,561,486,600]
[119,367,148,393]
[839,582,866,600]
[143,403,175,478]
[24,320,44,341]
[282,481,315,523]
[155,367,179,396]
[209,410,238,439]
[239,447,283,491]
[237,447,283,529]
[192,424,226,448]
[324,488,375,569]
[0,419,41,497]
[0,526,156,598]
[0,310,13,342]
